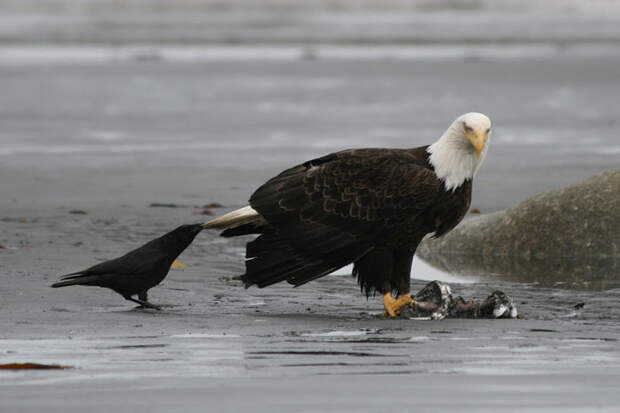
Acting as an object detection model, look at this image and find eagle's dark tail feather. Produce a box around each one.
[240,230,371,289]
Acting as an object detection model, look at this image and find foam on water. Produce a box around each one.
[301,330,369,337]
[170,333,241,339]
[2,43,620,65]
[0,141,303,156]
[84,130,127,142]
[590,145,620,155]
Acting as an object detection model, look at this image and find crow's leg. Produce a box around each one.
[125,295,161,310]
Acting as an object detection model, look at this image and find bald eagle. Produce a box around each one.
[204,113,491,316]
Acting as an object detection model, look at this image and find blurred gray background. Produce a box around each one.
[1,0,619,214]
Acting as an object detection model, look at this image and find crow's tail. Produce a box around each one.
[50,273,102,288]
[50,279,80,288]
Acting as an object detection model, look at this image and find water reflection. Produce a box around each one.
[331,256,476,285]
[418,251,619,291]
[333,253,619,291]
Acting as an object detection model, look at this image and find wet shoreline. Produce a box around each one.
[2,193,620,411]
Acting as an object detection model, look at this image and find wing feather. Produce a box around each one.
[252,147,441,236]
[242,147,442,288]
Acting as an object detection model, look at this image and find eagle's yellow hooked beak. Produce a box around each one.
[464,129,487,157]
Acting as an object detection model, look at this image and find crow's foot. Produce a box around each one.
[126,296,162,310]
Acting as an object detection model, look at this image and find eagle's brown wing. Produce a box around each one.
[242,147,443,288]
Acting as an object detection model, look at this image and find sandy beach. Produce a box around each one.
[1,1,620,411]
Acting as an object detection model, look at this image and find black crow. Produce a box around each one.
[51,224,203,309]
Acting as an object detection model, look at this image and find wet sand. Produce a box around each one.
[2,202,620,411]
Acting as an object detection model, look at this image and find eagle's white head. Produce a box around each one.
[427,112,492,191]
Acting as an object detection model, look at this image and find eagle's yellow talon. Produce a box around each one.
[383,293,415,317]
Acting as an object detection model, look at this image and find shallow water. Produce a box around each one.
[1,54,619,214]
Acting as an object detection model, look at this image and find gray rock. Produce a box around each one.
[419,170,620,289]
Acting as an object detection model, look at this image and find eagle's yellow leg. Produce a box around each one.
[383,293,415,317]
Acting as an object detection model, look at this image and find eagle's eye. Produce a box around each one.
[486,128,491,134]
[463,124,473,133]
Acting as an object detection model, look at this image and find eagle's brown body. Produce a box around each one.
[225,146,472,297]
